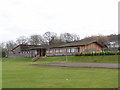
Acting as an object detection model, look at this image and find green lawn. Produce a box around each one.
[2,57,119,88]
[36,55,119,64]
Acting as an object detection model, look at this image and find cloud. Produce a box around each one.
[0,0,118,42]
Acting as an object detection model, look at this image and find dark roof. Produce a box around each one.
[11,40,105,51]
[29,46,47,50]
[11,44,64,50]
[28,44,65,50]
[52,40,104,48]
[11,44,42,51]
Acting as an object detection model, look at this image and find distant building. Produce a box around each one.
[9,40,105,57]
[108,41,120,51]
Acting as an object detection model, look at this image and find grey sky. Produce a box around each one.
[0,0,118,43]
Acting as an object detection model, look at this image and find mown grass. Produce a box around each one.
[2,57,118,88]
[36,55,119,64]
[0,58,2,89]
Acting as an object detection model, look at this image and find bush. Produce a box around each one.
[75,51,119,56]
[75,53,79,56]
[0,51,6,57]
[85,52,92,56]
[99,52,104,55]
[75,52,83,56]
[117,52,120,55]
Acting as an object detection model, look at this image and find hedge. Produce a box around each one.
[75,51,120,56]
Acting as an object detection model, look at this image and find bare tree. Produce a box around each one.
[83,35,109,46]
[4,40,17,57]
[0,42,5,57]
[60,33,80,42]
[0,42,5,50]
[28,34,45,45]
[5,40,16,50]
[91,35,109,45]
[43,31,57,45]
[72,34,80,41]
[16,36,28,45]
[5,41,16,52]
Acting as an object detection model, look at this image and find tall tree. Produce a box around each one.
[16,36,28,45]
[0,42,5,50]
[91,35,109,45]
[60,33,80,42]
[28,34,45,45]
[5,40,16,51]
[43,31,57,45]
[4,40,16,57]
[72,34,80,41]
[83,35,109,46]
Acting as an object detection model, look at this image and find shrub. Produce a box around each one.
[75,52,84,56]
[99,52,105,55]
[80,53,83,56]
[75,53,79,56]
[85,52,92,56]
[75,51,119,56]
[117,52,120,55]
[0,51,6,58]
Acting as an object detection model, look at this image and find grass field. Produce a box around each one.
[37,55,119,64]
[2,56,119,88]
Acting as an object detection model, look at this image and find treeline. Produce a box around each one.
[82,34,119,45]
[0,31,119,57]
[0,31,80,57]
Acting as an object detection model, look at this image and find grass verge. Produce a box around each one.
[36,55,119,64]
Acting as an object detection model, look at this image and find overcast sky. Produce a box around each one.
[0,0,119,43]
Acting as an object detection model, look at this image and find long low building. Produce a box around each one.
[9,40,105,57]
[46,40,104,56]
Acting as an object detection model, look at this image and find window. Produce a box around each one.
[71,48,75,52]
[67,48,70,53]
[35,51,37,54]
[75,48,78,52]
[47,50,53,53]
[80,48,84,52]
[71,48,78,52]
[115,44,119,47]
[46,51,49,53]
[56,49,59,53]
[59,49,63,53]
[50,50,52,53]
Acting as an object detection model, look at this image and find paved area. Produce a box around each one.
[32,62,120,69]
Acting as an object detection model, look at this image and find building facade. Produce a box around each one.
[9,45,42,57]
[9,40,104,57]
[46,42,103,56]
[107,41,120,51]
